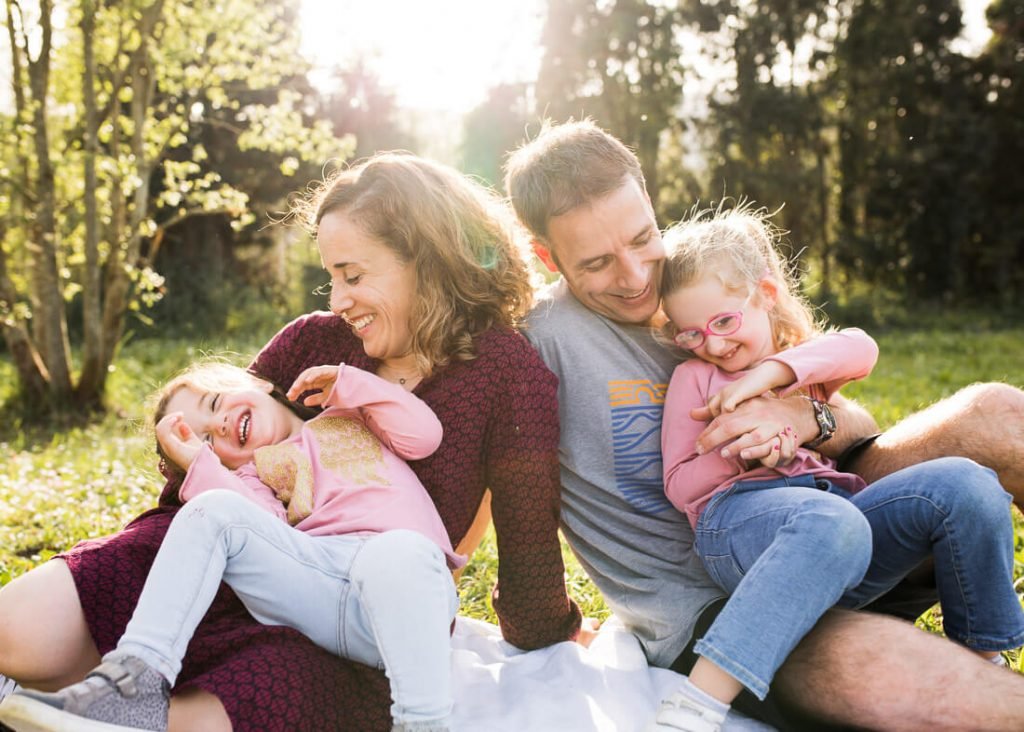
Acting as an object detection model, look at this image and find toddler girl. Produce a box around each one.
[648,206,1024,732]
[2,361,463,732]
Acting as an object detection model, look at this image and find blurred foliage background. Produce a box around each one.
[1,0,1020,416]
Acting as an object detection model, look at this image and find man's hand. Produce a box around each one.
[155,412,204,471]
[693,393,815,465]
[705,361,796,417]
[287,365,340,406]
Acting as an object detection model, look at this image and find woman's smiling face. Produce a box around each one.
[317,211,418,366]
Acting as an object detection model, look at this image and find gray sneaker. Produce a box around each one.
[0,655,168,732]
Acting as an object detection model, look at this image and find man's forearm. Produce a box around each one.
[818,393,879,460]
[693,390,879,463]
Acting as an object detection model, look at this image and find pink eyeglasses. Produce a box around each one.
[673,292,754,349]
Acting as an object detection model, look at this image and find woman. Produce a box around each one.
[0,153,582,731]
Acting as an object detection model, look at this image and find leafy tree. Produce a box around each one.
[0,0,350,415]
[144,72,341,336]
[968,0,1024,310]
[536,0,690,205]
[833,0,977,301]
[460,83,531,189]
[696,0,843,303]
[320,57,417,159]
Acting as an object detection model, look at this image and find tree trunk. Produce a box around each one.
[25,0,73,402]
[77,0,105,405]
[0,226,50,406]
[100,6,162,373]
[816,136,832,307]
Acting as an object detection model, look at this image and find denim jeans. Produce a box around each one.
[694,456,1024,700]
[116,489,460,728]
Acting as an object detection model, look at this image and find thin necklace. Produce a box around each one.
[381,363,418,386]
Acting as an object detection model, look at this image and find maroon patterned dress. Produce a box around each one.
[61,312,581,731]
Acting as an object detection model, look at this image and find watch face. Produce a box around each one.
[820,402,837,431]
[808,398,836,447]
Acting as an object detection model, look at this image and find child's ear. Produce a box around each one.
[757,277,779,311]
[257,379,275,394]
[532,241,559,273]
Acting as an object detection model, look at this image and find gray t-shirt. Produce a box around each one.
[525,279,725,668]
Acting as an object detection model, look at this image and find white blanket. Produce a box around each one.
[451,617,776,731]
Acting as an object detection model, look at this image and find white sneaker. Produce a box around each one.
[646,687,727,732]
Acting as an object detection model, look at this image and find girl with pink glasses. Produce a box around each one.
[646,205,1024,732]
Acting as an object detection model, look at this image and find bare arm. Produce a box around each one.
[693,390,878,463]
[708,328,879,417]
[288,363,443,460]
[846,382,1024,501]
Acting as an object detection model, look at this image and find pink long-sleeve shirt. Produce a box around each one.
[179,363,465,569]
[662,328,879,528]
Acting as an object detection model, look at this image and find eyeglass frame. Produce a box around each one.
[672,290,756,350]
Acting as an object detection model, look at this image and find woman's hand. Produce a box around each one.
[155,412,203,470]
[575,617,602,648]
[287,365,340,406]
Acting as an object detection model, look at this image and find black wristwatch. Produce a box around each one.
[806,397,837,448]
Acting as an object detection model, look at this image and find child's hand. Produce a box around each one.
[287,365,339,407]
[756,425,798,469]
[706,361,796,417]
[155,412,203,470]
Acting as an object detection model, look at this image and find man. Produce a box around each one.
[506,118,1024,731]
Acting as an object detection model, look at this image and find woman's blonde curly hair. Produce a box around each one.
[294,153,535,376]
[660,202,823,352]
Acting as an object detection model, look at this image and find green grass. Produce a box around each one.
[1,325,1022,668]
[842,329,1024,428]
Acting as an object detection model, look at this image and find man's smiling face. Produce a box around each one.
[542,178,665,326]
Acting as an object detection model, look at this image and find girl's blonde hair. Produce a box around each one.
[293,152,535,376]
[660,203,821,351]
[151,362,269,427]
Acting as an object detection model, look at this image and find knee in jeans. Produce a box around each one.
[937,456,1011,523]
[179,489,248,527]
[351,530,445,585]
[800,501,872,578]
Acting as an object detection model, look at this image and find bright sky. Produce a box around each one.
[953,0,995,55]
[0,2,995,118]
[299,0,546,114]
[299,0,994,115]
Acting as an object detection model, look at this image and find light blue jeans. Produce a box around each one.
[116,489,460,729]
[694,456,1024,700]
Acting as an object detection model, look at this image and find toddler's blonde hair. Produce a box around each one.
[660,203,821,351]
